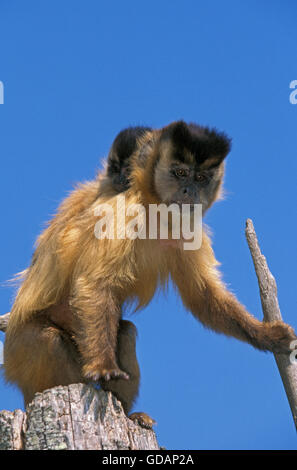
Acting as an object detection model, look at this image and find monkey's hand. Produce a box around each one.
[83,363,129,382]
[129,412,156,429]
[265,321,296,355]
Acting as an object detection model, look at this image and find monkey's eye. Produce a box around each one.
[196,173,208,183]
[174,168,189,178]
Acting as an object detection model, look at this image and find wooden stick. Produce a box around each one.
[245,218,297,430]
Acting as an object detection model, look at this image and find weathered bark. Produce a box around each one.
[0,384,159,450]
[245,218,297,430]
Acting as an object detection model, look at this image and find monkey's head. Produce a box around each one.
[107,126,152,193]
[134,121,231,214]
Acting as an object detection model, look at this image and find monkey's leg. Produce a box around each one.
[4,318,84,406]
[45,309,155,427]
[100,320,156,428]
[70,282,128,382]
[171,253,296,354]
[99,320,140,413]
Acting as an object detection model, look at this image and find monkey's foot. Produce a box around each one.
[129,412,156,429]
[83,365,129,382]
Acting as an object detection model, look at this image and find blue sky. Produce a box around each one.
[0,0,296,450]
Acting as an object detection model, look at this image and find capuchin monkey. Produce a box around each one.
[16,125,154,427]
[4,121,295,429]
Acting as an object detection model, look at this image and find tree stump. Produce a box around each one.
[0,383,159,450]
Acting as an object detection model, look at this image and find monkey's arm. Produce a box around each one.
[170,235,295,354]
[70,277,128,381]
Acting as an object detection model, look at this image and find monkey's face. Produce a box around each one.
[153,121,231,213]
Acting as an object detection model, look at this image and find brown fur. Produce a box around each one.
[4,122,295,416]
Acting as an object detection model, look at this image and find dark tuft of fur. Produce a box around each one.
[111,126,152,164]
[161,120,232,165]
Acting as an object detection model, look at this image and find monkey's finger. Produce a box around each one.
[84,371,101,381]
[104,370,130,381]
[85,368,129,382]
